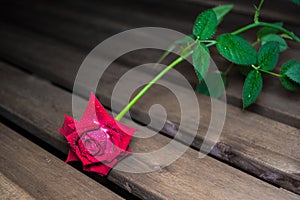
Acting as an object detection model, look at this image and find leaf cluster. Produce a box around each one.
[180,2,300,107]
[156,1,300,108]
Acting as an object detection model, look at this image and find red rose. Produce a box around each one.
[59,93,136,176]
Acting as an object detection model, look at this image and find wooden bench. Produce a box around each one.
[0,123,123,200]
[0,0,299,127]
[1,63,299,199]
[0,0,299,199]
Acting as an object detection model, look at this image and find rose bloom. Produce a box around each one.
[59,93,136,176]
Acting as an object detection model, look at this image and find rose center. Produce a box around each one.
[79,128,107,156]
[84,138,102,155]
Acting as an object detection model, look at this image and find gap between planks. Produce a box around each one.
[0,62,299,199]
[0,20,299,194]
[0,20,299,193]
[0,123,123,200]
[0,0,299,128]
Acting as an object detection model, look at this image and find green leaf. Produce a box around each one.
[280,60,300,91]
[192,42,210,81]
[175,34,195,44]
[291,0,300,5]
[258,41,279,71]
[216,34,257,65]
[242,70,263,108]
[257,22,283,38]
[261,34,288,52]
[196,71,227,98]
[212,4,234,24]
[285,62,300,84]
[193,10,217,39]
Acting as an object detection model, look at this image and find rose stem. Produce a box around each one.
[115,51,192,121]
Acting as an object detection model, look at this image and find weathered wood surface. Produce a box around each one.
[0,172,35,200]
[0,0,299,128]
[0,62,299,199]
[0,123,123,200]
[0,20,299,194]
[174,0,300,25]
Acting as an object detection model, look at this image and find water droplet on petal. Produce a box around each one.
[101,127,108,133]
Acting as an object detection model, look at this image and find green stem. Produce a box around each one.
[180,40,198,55]
[251,38,261,47]
[254,0,264,23]
[231,23,259,35]
[231,22,300,43]
[206,41,217,47]
[258,69,282,77]
[115,51,193,121]
[251,65,282,77]
[199,40,216,43]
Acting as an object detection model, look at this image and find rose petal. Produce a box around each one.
[75,128,108,166]
[66,150,79,163]
[80,129,106,156]
[116,121,137,136]
[75,139,114,166]
[58,115,77,136]
[103,140,122,162]
[84,139,120,164]
[75,148,92,166]
[102,150,130,168]
[90,92,115,123]
[59,93,136,176]
[84,150,130,176]
[109,128,133,151]
[75,139,96,166]
[65,132,79,151]
[83,163,111,176]
[80,93,113,126]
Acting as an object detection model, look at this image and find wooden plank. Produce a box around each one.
[2,0,299,47]
[0,0,299,128]
[0,0,130,51]
[0,62,299,199]
[0,0,190,50]
[0,172,35,200]
[170,0,300,25]
[0,21,299,194]
[0,124,123,200]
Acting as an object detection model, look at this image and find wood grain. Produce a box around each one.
[172,0,300,25]
[0,62,299,199]
[0,20,299,193]
[0,123,123,200]
[0,172,35,200]
[0,0,299,128]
